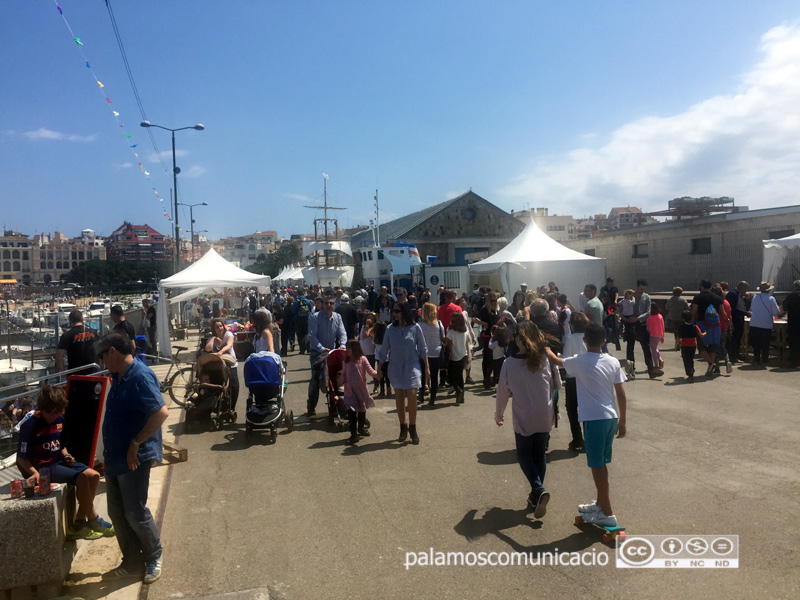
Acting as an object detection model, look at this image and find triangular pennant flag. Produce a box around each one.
[74,38,82,46]
[58,5,63,14]
[85,61,90,68]
[126,135,132,138]
[97,81,104,88]
[113,111,119,116]
[106,98,111,103]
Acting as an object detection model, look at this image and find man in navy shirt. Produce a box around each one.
[306,296,347,416]
[96,332,168,584]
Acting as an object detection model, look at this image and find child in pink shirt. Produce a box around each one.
[646,304,665,369]
[339,340,380,445]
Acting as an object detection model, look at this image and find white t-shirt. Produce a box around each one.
[560,331,587,378]
[446,329,469,361]
[562,352,626,422]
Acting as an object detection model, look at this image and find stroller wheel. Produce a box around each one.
[245,425,252,443]
[209,417,219,432]
[230,411,238,424]
[286,410,294,432]
[270,428,278,444]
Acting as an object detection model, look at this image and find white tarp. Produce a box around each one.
[469,218,606,302]
[762,232,800,284]
[301,265,354,288]
[158,249,271,358]
[302,240,353,257]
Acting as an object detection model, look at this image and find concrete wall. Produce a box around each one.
[563,206,800,292]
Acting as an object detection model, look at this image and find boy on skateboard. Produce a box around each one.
[546,322,627,527]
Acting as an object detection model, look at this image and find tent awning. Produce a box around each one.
[160,248,271,289]
[762,232,800,283]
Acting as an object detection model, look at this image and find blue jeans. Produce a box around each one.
[514,431,550,495]
[106,462,162,569]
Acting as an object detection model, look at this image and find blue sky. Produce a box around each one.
[2,1,800,241]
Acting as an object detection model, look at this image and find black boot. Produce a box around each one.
[409,424,419,445]
[398,423,408,442]
[346,412,359,445]
[357,412,370,437]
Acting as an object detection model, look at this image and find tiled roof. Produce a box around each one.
[348,192,473,246]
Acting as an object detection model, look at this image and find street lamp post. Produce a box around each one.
[140,120,204,271]
[178,202,208,262]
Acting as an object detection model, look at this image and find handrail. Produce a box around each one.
[0,363,108,404]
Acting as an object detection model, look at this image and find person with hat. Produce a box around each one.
[749,281,782,366]
[783,280,800,370]
[335,293,358,340]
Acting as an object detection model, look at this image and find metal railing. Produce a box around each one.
[0,363,106,404]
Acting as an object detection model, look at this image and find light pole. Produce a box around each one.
[140,120,204,271]
[178,202,208,262]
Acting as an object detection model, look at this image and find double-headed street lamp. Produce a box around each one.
[140,120,204,270]
[178,201,208,263]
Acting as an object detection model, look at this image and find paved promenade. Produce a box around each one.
[62,334,799,600]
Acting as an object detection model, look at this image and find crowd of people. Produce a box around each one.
[6,275,799,586]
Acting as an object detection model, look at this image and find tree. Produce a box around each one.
[244,243,302,277]
[65,260,175,286]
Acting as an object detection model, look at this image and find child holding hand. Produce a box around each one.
[339,340,380,445]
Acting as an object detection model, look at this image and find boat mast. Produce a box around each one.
[374,189,380,247]
[305,173,345,282]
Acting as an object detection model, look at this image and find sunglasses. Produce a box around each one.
[326,302,336,306]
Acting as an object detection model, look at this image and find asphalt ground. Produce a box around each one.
[66,336,800,600]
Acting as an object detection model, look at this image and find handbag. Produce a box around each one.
[438,322,451,368]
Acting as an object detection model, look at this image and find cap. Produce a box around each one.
[340,293,349,303]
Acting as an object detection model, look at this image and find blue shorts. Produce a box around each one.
[47,460,90,485]
[583,418,618,469]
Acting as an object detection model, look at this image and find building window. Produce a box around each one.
[443,270,461,289]
[690,238,712,254]
[584,249,596,257]
[368,251,373,261]
[769,229,794,240]
[632,243,648,258]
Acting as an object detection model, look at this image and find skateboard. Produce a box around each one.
[574,512,627,544]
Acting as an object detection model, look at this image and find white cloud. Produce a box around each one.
[24,127,97,142]
[499,23,800,215]
[115,162,133,169]
[182,165,206,178]
[285,193,314,202]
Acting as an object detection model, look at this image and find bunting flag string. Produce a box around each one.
[53,1,175,225]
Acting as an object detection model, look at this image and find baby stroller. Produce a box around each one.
[183,353,235,432]
[324,349,370,432]
[244,351,293,443]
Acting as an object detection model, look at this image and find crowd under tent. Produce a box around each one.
[156,248,271,359]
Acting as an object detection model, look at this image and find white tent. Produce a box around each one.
[157,248,271,358]
[762,232,800,285]
[469,218,606,301]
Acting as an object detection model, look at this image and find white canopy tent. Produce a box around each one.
[156,248,271,358]
[469,218,606,302]
[762,232,800,285]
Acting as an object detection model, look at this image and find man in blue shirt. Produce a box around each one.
[293,291,313,355]
[96,332,169,585]
[306,296,347,416]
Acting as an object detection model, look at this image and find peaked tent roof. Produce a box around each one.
[470,217,603,270]
[160,248,271,289]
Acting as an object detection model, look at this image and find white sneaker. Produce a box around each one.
[578,501,601,514]
[583,510,618,527]
[726,362,733,374]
